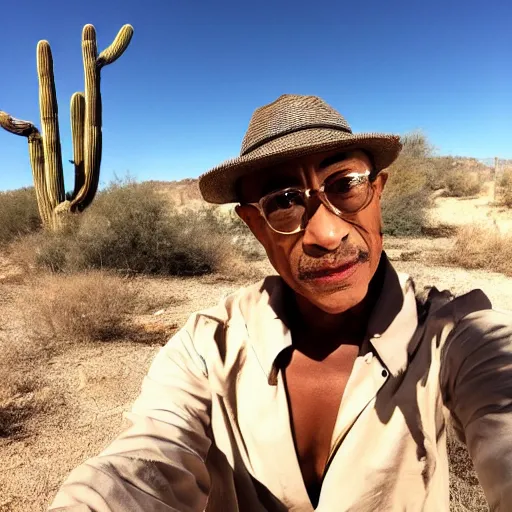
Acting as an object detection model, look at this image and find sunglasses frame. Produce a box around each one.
[246,170,375,235]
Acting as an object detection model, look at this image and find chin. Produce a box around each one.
[305,284,369,315]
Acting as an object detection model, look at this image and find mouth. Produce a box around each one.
[300,258,362,284]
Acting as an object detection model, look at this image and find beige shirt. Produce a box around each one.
[50,257,512,511]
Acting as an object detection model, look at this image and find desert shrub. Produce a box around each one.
[13,180,244,276]
[206,206,266,261]
[441,224,512,276]
[381,132,432,236]
[425,156,485,198]
[444,169,483,198]
[423,156,451,192]
[19,271,138,343]
[0,187,41,245]
[500,170,512,207]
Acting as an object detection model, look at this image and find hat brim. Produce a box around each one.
[199,128,402,204]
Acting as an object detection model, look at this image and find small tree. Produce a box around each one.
[0,24,133,230]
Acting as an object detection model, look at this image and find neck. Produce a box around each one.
[285,256,386,359]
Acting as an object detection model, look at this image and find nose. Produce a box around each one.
[302,203,351,255]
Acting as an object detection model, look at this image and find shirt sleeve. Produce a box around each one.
[441,308,512,511]
[49,317,213,512]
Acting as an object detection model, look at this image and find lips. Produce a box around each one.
[301,258,361,281]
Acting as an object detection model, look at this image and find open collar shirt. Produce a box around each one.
[50,255,512,512]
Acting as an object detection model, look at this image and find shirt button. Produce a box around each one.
[381,369,388,378]
[373,333,381,338]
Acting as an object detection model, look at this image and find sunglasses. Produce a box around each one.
[246,170,375,235]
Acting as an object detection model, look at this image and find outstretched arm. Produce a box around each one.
[442,309,512,511]
[49,317,213,512]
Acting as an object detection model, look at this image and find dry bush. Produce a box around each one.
[0,187,41,246]
[206,206,266,262]
[499,170,512,208]
[19,271,138,343]
[10,180,252,277]
[427,157,488,198]
[444,169,483,198]
[441,224,512,276]
[381,131,432,236]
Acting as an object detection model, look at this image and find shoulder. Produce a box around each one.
[446,305,512,353]
[179,275,283,344]
[438,291,512,382]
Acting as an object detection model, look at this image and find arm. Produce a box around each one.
[49,317,213,512]
[442,309,512,511]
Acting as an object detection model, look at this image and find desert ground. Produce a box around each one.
[1,189,511,512]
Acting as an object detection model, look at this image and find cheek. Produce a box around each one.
[357,203,384,246]
[260,230,299,278]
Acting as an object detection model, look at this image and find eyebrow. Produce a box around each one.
[260,175,302,196]
[318,152,351,169]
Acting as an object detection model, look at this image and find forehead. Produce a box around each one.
[236,149,372,202]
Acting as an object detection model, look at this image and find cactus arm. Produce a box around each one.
[28,133,53,227]
[70,25,101,210]
[97,25,134,68]
[69,92,85,204]
[72,24,133,210]
[0,111,53,228]
[37,40,65,209]
[0,111,39,137]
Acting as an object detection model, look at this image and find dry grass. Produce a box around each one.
[18,271,138,344]
[440,224,512,277]
[0,269,169,438]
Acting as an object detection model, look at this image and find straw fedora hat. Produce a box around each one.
[199,94,402,204]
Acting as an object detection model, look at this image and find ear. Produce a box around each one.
[235,204,269,246]
[374,171,389,198]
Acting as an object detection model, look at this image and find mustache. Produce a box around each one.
[298,247,369,280]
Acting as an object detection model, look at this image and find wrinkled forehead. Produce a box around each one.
[236,149,372,203]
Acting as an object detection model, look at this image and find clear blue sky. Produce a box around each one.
[1,0,510,191]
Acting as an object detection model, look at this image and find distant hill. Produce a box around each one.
[145,179,205,208]
[145,156,496,207]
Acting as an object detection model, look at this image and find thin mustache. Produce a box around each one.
[298,249,369,280]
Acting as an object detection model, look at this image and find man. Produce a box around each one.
[50,94,512,511]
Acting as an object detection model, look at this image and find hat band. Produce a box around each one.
[241,123,353,156]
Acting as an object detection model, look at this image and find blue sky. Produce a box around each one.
[1,0,510,191]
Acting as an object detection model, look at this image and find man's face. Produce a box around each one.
[236,149,388,315]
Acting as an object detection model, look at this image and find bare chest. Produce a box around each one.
[283,344,359,503]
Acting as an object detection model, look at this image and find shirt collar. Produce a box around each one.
[366,254,418,377]
[239,276,293,384]
[240,253,418,384]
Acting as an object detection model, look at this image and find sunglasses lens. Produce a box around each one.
[325,174,371,213]
[259,172,372,234]
[263,189,306,233]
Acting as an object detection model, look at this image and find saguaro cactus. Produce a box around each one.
[0,24,133,230]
